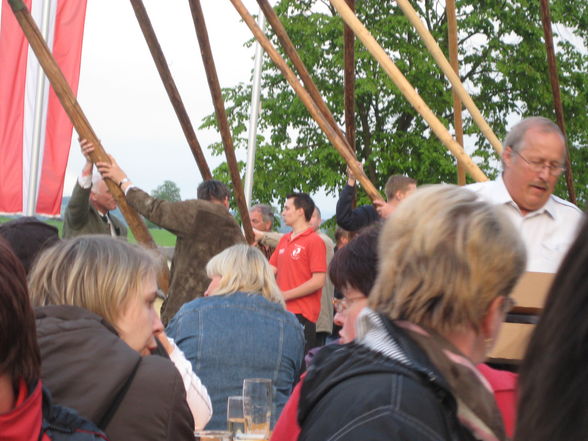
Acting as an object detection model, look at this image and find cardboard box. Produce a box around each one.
[510,272,554,315]
[488,322,535,363]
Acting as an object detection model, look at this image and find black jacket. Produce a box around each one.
[335,185,379,231]
[298,319,477,441]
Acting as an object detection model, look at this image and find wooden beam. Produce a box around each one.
[395,0,503,156]
[329,0,487,182]
[7,0,170,291]
[128,0,212,180]
[343,0,356,154]
[187,0,254,244]
[255,0,353,154]
[539,0,576,204]
[446,0,466,186]
[229,0,382,201]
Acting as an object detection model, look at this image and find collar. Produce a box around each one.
[494,175,558,220]
[287,226,314,241]
[0,378,43,441]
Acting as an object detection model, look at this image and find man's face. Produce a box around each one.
[281,198,303,227]
[502,128,565,215]
[90,179,117,212]
[250,210,271,232]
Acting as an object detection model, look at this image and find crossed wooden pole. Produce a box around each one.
[7,0,170,292]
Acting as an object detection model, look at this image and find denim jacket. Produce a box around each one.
[166,292,305,429]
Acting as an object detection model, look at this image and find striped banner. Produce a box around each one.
[0,0,87,216]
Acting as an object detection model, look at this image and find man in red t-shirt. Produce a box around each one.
[270,193,326,352]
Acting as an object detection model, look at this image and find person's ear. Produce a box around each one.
[503,146,514,168]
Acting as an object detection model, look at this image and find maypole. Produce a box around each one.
[7,0,170,291]
[538,0,576,203]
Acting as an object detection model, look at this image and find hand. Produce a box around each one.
[252,227,265,244]
[374,199,394,219]
[346,162,363,186]
[155,331,174,355]
[79,139,94,176]
[96,155,127,186]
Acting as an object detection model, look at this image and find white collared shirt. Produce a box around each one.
[467,176,583,273]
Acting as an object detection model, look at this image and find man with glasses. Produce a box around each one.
[468,116,582,273]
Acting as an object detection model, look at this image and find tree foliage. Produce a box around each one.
[151,180,181,202]
[202,0,588,209]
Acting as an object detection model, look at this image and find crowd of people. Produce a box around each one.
[1,116,586,440]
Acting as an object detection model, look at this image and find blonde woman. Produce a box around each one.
[28,236,198,441]
[298,185,526,441]
[166,244,305,429]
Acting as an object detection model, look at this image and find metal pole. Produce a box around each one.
[244,11,265,208]
[26,0,53,215]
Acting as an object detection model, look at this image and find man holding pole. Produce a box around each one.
[336,167,417,231]
[89,142,245,324]
[467,117,582,273]
[63,141,127,239]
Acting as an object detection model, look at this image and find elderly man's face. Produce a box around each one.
[250,210,271,232]
[502,127,565,215]
[90,179,117,213]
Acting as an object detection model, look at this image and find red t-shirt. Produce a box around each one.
[269,227,327,322]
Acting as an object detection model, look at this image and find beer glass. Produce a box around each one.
[242,378,272,437]
[227,395,245,436]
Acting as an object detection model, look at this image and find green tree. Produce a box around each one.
[202,0,588,209]
[151,180,181,202]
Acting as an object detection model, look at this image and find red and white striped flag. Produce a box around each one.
[0,0,87,216]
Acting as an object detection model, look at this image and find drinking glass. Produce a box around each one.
[193,430,232,441]
[227,395,245,436]
[242,378,272,437]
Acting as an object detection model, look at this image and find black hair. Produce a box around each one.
[197,180,230,202]
[286,193,315,222]
[329,224,381,297]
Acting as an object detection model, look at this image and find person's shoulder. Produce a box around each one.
[550,194,583,215]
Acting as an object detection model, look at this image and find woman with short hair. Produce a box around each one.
[166,244,304,429]
[298,185,526,441]
[28,236,196,441]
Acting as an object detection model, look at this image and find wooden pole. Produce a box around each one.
[446,0,466,186]
[329,0,487,182]
[229,0,383,201]
[187,0,254,244]
[255,0,353,154]
[394,0,503,156]
[343,0,356,154]
[128,0,212,180]
[7,0,170,292]
[539,0,576,204]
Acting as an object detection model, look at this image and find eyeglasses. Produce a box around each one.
[514,151,565,176]
[333,296,365,313]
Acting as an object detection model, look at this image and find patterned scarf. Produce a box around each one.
[356,309,506,441]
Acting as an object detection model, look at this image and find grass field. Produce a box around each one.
[0,216,177,247]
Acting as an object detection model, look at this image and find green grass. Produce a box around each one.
[0,216,176,247]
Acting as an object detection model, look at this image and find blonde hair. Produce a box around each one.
[206,244,285,307]
[369,184,526,335]
[28,235,160,325]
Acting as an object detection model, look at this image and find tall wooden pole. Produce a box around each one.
[7,0,169,292]
[229,0,383,201]
[343,0,356,154]
[539,0,576,203]
[128,0,212,181]
[394,0,503,156]
[255,0,353,154]
[446,0,466,186]
[187,0,254,244]
[328,0,487,182]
